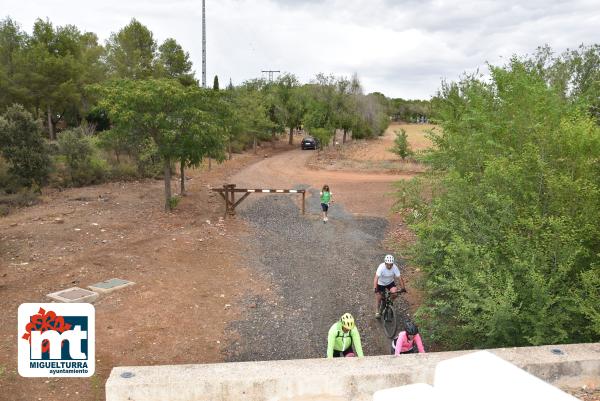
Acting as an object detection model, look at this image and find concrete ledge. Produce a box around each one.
[106,343,600,401]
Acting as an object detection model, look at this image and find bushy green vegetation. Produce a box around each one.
[397,46,600,349]
[0,104,49,189]
[390,128,413,160]
[388,98,432,122]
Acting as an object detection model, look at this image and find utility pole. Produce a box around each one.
[261,70,280,82]
[202,0,206,87]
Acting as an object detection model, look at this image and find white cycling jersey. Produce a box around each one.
[376,263,400,286]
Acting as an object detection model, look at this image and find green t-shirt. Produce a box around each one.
[326,321,364,358]
[320,191,332,204]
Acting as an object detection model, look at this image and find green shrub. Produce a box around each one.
[0,156,22,194]
[0,187,40,214]
[168,195,180,210]
[231,141,247,153]
[0,104,50,187]
[310,128,333,150]
[109,162,139,180]
[57,128,109,186]
[134,138,162,178]
[390,128,413,160]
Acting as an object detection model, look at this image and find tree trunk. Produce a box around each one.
[208,157,212,171]
[47,106,55,140]
[343,129,347,144]
[164,158,172,211]
[253,135,257,154]
[228,140,232,160]
[289,127,294,145]
[180,160,186,195]
[271,131,276,148]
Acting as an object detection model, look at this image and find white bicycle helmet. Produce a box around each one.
[384,254,395,264]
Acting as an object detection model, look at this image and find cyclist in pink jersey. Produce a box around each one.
[393,322,425,355]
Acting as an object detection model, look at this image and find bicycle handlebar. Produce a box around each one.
[375,287,408,294]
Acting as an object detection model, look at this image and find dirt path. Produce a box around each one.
[225,128,427,361]
[233,148,412,217]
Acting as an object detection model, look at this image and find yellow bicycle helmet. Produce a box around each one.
[340,313,355,330]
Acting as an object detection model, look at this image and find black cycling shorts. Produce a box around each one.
[376,282,396,293]
[333,347,355,357]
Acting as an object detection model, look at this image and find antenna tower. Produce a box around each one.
[202,0,207,87]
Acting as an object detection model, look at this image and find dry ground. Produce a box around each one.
[0,144,289,401]
[308,123,436,174]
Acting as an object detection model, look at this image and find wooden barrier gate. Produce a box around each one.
[211,184,306,217]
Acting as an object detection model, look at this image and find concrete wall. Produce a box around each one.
[106,343,600,401]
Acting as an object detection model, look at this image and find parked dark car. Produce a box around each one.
[301,136,319,150]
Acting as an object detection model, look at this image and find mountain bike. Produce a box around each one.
[379,288,406,338]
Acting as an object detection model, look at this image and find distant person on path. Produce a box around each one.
[320,184,333,223]
[373,254,406,319]
[393,322,425,355]
[326,313,364,358]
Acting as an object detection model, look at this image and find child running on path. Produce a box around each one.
[320,185,333,223]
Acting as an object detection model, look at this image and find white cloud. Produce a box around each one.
[2,0,599,98]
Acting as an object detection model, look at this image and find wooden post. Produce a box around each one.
[223,184,230,218]
[302,191,305,215]
[223,184,236,217]
[229,184,236,215]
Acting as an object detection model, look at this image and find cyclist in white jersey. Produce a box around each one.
[373,254,406,319]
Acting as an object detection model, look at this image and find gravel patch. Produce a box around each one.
[226,186,412,361]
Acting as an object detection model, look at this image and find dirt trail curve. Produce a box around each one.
[225,147,414,361]
[232,148,413,216]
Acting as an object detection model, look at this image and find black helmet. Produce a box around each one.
[405,322,418,336]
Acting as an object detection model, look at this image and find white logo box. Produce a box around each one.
[18,303,95,377]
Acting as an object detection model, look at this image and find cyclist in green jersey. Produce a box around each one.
[326,313,364,358]
[320,184,333,223]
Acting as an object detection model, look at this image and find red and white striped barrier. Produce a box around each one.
[211,185,306,217]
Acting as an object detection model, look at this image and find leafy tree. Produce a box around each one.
[389,98,432,122]
[105,19,156,79]
[309,127,332,152]
[332,75,359,144]
[156,38,195,85]
[0,18,105,135]
[96,79,225,210]
[76,32,107,118]
[213,75,219,90]
[274,73,304,144]
[303,74,337,146]
[235,79,280,151]
[0,17,27,109]
[0,104,49,188]
[13,19,84,139]
[352,92,389,139]
[178,89,226,194]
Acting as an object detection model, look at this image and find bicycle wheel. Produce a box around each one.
[382,306,397,338]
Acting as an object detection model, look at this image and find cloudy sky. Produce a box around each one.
[3,0,599,99]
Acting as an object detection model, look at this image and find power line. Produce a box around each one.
[261,70,280,82]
